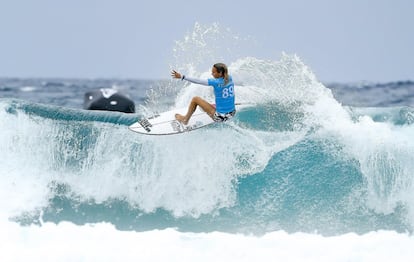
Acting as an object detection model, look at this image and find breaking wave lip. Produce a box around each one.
[348,106,414,125]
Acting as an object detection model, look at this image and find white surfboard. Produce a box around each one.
[129,104,248,135]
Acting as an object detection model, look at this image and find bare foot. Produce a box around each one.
[175,114,188,125]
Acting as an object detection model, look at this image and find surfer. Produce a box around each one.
[171,63,236,125]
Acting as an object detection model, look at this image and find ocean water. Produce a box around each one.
[2,26,414,261]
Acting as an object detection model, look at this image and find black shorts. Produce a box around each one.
[212,110,236,122]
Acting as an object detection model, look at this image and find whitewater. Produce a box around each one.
[1,23,414,261]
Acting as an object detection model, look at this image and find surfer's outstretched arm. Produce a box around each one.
[182,76,209,86]
[171,70,209,86]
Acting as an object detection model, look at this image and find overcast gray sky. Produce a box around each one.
[0,0,413,82]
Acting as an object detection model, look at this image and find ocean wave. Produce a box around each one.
[1,54,413,236]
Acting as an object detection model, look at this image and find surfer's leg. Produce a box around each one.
[175,96,215,125]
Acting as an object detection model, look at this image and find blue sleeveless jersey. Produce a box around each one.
[208,76,235,114]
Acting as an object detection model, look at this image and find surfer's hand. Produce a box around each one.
[171,70,182,79]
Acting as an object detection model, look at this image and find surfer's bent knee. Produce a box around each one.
[192,96,202,103]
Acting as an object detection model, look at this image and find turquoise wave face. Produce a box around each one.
[2,98,413,236]
[3,98,139,125]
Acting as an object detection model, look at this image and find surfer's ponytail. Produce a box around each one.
[214,63,229,85]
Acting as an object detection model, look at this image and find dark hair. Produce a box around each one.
[213,63,229,85]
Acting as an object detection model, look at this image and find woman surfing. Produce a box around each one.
[171,63,236,125]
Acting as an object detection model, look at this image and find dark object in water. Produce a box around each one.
[84,89,135,113]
